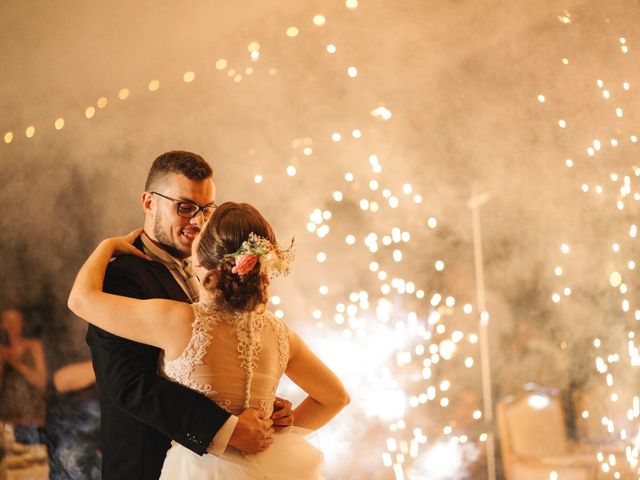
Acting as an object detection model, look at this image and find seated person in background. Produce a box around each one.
[0,307,47,443]
[46,360,101,480]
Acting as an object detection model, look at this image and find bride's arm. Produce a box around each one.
[285,329,350,430]
[68,230,192,352]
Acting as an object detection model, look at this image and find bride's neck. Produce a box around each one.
[197,285,215,303]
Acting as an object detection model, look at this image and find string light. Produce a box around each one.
[345,0,359,10]
[313,15,326,26]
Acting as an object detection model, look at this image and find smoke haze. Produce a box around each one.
[2,0,640,477]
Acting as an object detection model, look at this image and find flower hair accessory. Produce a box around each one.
[224,233,295,278]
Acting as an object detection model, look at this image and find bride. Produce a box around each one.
[68,201,349,479]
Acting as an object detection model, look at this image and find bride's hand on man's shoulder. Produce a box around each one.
[101,228,151,261]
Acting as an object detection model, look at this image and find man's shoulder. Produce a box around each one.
[106,254,153,277]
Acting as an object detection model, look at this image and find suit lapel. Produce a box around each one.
[147,262,190,302]
[134,235,190,303]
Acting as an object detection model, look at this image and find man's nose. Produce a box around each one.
[190,210,205,226]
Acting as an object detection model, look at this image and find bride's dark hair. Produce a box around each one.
[196,202,276,311]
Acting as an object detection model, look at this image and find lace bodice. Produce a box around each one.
[161,302,290,417]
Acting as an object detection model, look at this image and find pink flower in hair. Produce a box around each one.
[232,254,258,276]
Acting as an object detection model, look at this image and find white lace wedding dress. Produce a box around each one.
[158,302,325,479]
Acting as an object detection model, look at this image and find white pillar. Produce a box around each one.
[469,187,496,480]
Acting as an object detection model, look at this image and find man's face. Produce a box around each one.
[146,173,215,258]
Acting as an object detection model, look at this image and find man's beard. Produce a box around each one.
[153,211,189,259]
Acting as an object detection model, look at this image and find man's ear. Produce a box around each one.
[141,192,154,214]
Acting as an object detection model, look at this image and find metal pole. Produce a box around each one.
[469,187,496,480]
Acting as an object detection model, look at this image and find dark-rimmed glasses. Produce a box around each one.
[151,191,217,219]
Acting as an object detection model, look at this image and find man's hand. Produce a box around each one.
[271,397,294,433]
[228,408,274,454]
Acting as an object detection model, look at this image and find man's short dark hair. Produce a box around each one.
[145,151,214,191]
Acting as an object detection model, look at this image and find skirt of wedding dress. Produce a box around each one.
[159,427,325,480]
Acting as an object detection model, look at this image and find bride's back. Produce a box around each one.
[162,302,290,418]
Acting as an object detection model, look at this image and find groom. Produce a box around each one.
[86,151,292,479]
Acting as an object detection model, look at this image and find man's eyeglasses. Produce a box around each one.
[151,191,217,219]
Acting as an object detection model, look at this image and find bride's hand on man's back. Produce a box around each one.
[100,228,151,261]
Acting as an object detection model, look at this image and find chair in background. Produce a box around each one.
[497,384,598,480]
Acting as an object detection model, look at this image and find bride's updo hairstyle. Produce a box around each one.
[197,202,276,311]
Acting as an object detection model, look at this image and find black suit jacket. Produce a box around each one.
[86,236,230,480]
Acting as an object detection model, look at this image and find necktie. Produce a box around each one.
[181,260,200,302]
